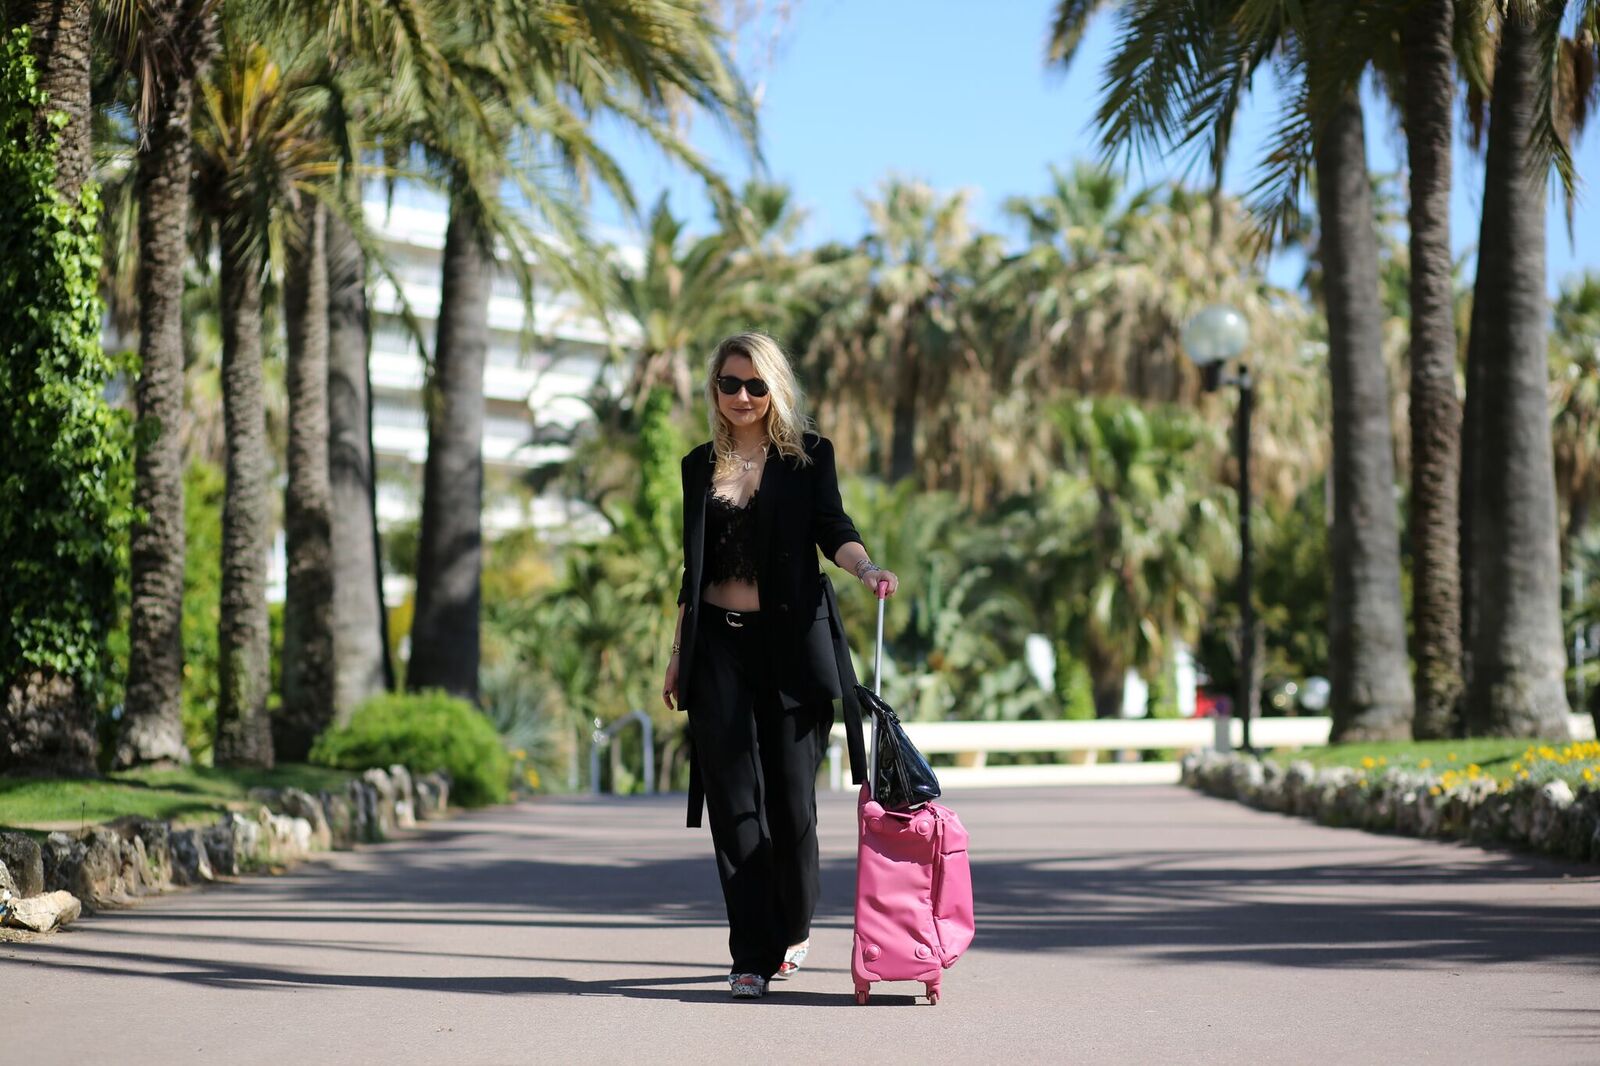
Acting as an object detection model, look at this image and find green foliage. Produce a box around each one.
[1200,481,1333,709]
[480,662,570,794]
[182,462,225,762]
[310,691,510,806]
[0,27,133,694]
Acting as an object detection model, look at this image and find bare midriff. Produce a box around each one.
[702,577,761,613]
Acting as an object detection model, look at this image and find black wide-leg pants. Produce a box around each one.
[687,607,833,978]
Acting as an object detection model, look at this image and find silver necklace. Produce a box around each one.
[735,442,767,472]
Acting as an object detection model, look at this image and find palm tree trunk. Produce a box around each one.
[119,28,206,769]
[408,183,488,700]
[1462,5,1570,738]
[1316,79,1415,743]
[1401,0,1463,740]
[326,207,392,719]
[213,217,274,767]
[889,339,921,483]
[10,0,91,203]
[276,201,335,760]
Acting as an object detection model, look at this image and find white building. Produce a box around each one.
[268,191,640,604]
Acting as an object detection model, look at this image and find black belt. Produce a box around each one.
[685,576,867,828]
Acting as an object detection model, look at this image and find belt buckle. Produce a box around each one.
[725,610,744,628]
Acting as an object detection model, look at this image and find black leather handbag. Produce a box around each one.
[853,683,942,811]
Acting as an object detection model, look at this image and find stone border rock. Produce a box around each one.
[1180,751,1600,862]
[0,765,451,935]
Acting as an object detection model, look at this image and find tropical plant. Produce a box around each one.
[408,0,758,702]
[1047,398,1232,718]
[1048,0,1415,740]
[1550,273,1600,556]
[613,182,803,409]
[1461,0,1573,737]
[114,0,220,768]
[191,11,334,766]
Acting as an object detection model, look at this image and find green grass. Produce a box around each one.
[1264,736,1600,791]
[0,763,356,833]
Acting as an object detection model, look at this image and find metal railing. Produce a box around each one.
[590,710,655,796]
[826,713,1598,790]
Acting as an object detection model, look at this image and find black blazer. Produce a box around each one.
[676,431,861,710]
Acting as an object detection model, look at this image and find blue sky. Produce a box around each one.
[589,0,1600,297]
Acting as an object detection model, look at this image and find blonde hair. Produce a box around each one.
[705,331,815,477]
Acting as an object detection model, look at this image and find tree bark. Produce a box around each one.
[326,207,392,720]
[1462,5,1571,738]
[276,201,336,761]
[408,184,488,701]
[1401,0,1463,740]
[119,5,214,768]
[213,217,274,767]
[10,0,91,204]
[889,336,921,484]
[1316,80,1415,742]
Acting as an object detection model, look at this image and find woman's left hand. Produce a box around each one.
[860,567,899,598]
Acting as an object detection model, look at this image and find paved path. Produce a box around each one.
[5,786,1599,1065]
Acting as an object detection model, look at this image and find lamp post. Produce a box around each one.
[1182,305,1255,752]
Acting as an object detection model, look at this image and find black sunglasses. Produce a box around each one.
[717,374,769,398]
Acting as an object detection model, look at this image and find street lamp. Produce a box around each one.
[1182,305,1256,752]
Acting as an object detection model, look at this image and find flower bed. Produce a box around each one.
[1180,745,1600,863]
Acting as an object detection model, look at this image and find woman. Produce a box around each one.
[661,332,899,1000]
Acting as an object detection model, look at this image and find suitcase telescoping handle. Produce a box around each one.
[867,578,890,791]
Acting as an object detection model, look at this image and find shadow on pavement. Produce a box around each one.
[11,788,1599,999]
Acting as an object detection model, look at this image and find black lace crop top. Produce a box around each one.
[702,487,760,586]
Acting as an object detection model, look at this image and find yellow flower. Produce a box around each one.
[1519,770,1530,780]
[1419,759,1433,769]
[1447,753,1458,762]
[1377,756,1388,766]
[1428,786,1442,797]
[1584,769,1595,782]
[1361,756,1377,769]
[1511,763,1521,773]
[513,748,528,761]
[525,768,541,789]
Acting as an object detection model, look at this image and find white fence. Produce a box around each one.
[827,713,1597,789]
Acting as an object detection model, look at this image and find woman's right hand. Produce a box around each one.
[662,654,681,711]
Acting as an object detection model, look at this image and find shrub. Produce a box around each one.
[310,691,510,806]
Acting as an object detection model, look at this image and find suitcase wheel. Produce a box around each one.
[925,980,940,1006]
[854,984,871,1006]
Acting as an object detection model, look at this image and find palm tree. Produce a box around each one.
[193,23,331,767]
[275,199,335,760]
[1048,0,1415,741]
[1049,398,1231,718]
[407,0,757,701]
[1461,1,1572,738]
[615,182,802,409]
[7,0,92,203]
[799,178,978,487]
[1400,0,1466,739]
[116,0,220,769]
[325,203,394,717]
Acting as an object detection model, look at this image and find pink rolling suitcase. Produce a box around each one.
[852,581,975,1006]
